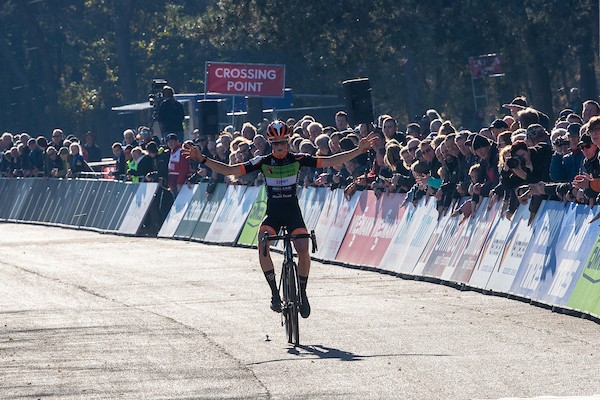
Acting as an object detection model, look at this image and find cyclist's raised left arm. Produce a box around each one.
[318,132,377,168]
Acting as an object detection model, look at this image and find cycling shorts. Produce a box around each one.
[261,199,307,235]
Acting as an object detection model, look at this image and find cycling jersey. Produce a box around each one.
[241,153,323,201]
[241,152,323,233]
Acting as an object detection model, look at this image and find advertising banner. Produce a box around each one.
[392,198,439,275]
[205,185,259,244]
[566,226,600,316]
[541,204,600,307]
[190,183,227,241]
[412,201,451,276]
[237,185,268,247]
[158,185,197,238]
[469,209,513,289]
[3,179,34,221]
[485,203,538,293]
[451,199,501,284]
[313,189,361,261]
[300,187,327,232]
[379,201,418,273]
[173,183,208,239]
[420,211,467,280]
[119,182,159,235]
[509,201,565,300]
[104,182,140,232]
[206,62,285,97]
[335,191,405,267]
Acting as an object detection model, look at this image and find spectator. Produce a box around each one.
[525,124,553,183]
[145,141,170,184]
[50,129,64,150]
[470,134,499,197]
[382,117,405,143]
[550,123,582,183]
[335,111,350,131]
[489,119,509,140]
[241,122,257,141]
[578,134,600,177]
[123,129,138,147]
[314,134,331,157]
[69,142,91,177]
[128,146,153,183]
[28,138,44,177]
[157,86,185,142]
[253,134,270,156]
[111,142,127,179]
[83,132,102,162]
[0,132,13,152]
[502,97,528,129]
[307,122,323,143]
[137,126,152,150]
[406,122,422,139]
[497,131,512,151]
[582,100,600,123]
[53,147,70,178]
[166,133,190,197]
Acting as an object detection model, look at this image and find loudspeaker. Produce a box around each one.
[342,77,374,126]
[198,100,220,137]
[245,97,263,125]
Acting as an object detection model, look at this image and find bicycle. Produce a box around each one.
[261,228,317,347]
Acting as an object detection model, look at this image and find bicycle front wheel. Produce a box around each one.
[287,262,300,347]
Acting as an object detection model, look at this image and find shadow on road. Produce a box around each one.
[247,344,450,365]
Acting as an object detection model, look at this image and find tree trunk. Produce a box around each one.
[16,0,57,121]
[578,37,598,101]
[112,0,137,103]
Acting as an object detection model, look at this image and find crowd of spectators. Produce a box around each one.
[187,94,600,221]
[5,90,600,223]
[0,128,102,178]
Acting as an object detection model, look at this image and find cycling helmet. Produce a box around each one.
[266,120,291,142]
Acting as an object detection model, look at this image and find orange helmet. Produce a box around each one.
[266,120,291,142]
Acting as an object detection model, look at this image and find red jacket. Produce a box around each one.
[168,145,191,189]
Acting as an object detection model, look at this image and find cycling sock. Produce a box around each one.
[299,275,308,295]
[264,269,278,295]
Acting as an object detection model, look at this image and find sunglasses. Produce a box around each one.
[408,146,418,152]
[270,141,287,146]
[579,144,593,150]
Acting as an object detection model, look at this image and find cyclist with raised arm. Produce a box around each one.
[183,121,376,318]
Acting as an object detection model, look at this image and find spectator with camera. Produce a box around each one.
[550,123,583,183]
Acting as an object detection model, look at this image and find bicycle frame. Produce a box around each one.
[261,228,317,346]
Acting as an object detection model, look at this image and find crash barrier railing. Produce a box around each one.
[158,183,600,321]
[0,178,159,235]
[2,178,600,320]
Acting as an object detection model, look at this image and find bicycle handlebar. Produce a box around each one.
[260,230,318,256]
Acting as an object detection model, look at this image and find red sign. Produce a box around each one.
[205,62,285,97]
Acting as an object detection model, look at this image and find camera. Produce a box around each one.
[553,138,569,147]
[148,79,168,110]
[506,156,521,169]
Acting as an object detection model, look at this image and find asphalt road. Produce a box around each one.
[1,223,600,400]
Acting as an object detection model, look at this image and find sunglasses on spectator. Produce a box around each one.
[408,146,418,152]
[579,144,593,150]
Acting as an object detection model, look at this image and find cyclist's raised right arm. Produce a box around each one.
[182,144,245,177]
